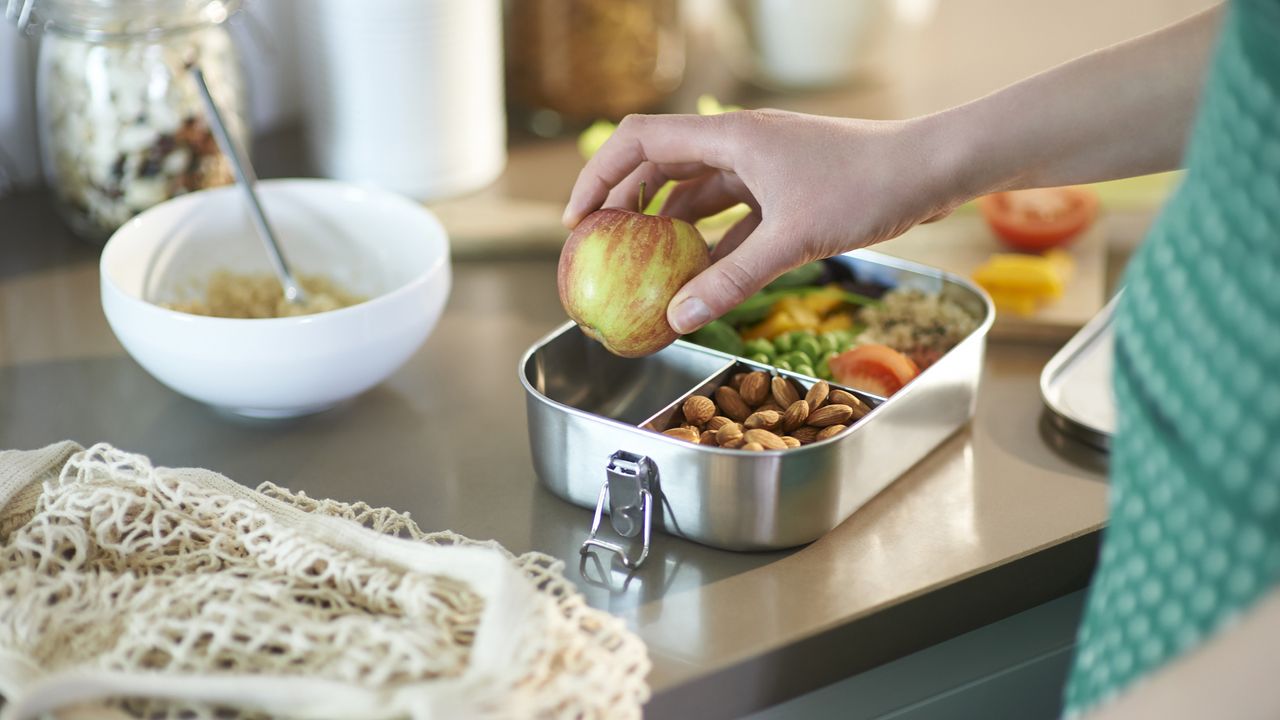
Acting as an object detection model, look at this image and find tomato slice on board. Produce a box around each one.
[978,186,1099,252]
[829,344,920,397]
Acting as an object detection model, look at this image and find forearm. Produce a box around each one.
[932,4,1222,199]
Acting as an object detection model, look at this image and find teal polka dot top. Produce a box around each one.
[1064,0,1280,714]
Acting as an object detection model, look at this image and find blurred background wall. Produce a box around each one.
[0,0,1214,197]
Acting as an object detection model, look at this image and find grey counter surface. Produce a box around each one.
[0,185,1113,717]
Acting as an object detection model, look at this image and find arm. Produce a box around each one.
[941,4,1222,197]
[1083,587,1280,720]
[563,6,1221,334]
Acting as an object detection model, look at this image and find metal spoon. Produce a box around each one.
[190,66,308,306]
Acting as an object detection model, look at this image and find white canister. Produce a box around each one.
[741,0,889,89]
[296,0,506,201]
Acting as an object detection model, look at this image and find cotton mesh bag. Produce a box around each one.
[0,442,650,719]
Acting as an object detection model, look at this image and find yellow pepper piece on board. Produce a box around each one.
[973,253,1066,297]
[1044,248,1075,285]
[985,289,1041,316]
[972,249,1075,315]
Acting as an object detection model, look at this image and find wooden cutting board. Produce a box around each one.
[873,212,1107,342]
[428,195,1107,343]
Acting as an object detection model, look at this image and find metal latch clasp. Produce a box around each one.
[580,451,655,569]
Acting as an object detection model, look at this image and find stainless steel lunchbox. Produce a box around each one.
[519,250,994,568]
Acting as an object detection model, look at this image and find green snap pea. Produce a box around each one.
[686,319,744,356]
[763,262,825,291]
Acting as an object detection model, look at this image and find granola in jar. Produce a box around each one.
[32,0,246,243]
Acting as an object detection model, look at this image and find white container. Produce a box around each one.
[100,179,452,418]
[741,0,889,89]
[296,0,506,201]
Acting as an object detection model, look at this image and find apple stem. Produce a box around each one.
[638,181,647,214]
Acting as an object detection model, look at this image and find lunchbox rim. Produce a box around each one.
[518,249,994,457]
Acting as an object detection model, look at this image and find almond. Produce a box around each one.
[781,435,801,448]
[817,424,848,441]
[742,442,764,452]
[790,426,820,444]
[700,430,718,446]
[743,428,787,450]
[808,404,853,427]
[744,410,782,431]
[729,372,749,390]
[715,422,744,446]
[771,376,801,408]
[682,395,716,426]
[722,436,746,449]
[757,400,785,415]
[663,427,701,443]
[849,398,871,419]
[828,389,871,418]
[706,416,734,432]
[782,399,809,432]
[805,380,830,410]
[715,386,752,422]
[738,371,770,407]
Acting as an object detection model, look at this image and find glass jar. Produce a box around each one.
[505,0,685,130]
[30,0,246,243]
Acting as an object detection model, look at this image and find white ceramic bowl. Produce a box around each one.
[101,179,451,417]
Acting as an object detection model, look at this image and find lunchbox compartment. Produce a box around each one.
[524,323,733,425]
[639,359,883,444]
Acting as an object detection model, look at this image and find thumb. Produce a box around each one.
[667,224,789,334]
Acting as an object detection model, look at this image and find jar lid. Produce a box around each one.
[7,0,241,39]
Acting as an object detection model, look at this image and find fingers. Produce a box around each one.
[563,113,735,227]
[668,219,794,334]
[920,207,954,224]
[659,170,756,224]
[601,161,710,211]
[711,211,762,264]
[603,162,669,211]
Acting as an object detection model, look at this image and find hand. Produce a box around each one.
[562,109,965,334]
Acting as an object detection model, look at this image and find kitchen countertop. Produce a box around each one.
[0,188,1108,718]
[0,0,1212,715]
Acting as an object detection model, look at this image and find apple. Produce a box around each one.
[558,187,710,358]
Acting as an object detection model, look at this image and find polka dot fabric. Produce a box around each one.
[1063,1,1280,715]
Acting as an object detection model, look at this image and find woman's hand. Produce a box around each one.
[562,6,1220,336]
[563,110,966,334]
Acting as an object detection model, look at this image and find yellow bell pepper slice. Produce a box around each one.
[985,289,1041,316]
[801,285,849,316]
[972,248,1075,314]
[818,312,856,333]
[973,253,1068,297]
[743,310,800,340]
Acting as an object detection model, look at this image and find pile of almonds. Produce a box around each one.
[657,372,872,451]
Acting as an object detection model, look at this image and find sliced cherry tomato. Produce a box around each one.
[829,344,920,397]
[978,186,1099,252]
